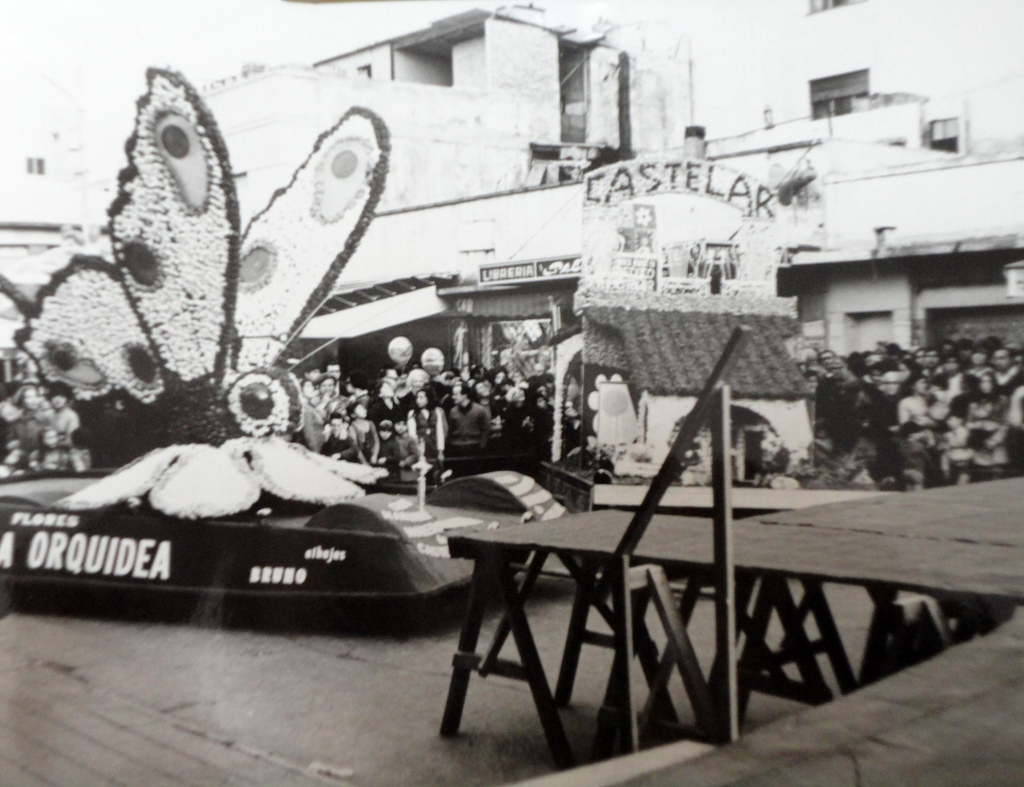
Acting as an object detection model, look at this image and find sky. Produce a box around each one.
[1,0,513,178]
[0,0,779,183]
[3,0,1023,189]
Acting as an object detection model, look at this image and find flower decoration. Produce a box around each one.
[235,111,389,371]
[226,369,303,437]
[0,67,391,518]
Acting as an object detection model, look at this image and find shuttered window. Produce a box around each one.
[929,118,959,152]
[810,69,869,119]
[809,0,860,12]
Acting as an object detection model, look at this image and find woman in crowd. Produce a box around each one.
[896,375,938,489]
[965,371,1009,477]
[529,391,555,459]
[347,399,380,466]
[8,384,53,462]
[368,379,403,426]
[407,389,447,472]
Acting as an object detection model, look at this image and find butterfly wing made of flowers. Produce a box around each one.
[108,67,240,387]
[234,107,390,371]
[14,257,165,403]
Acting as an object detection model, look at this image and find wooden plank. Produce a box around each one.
[710,384,738,743]
[646,567,716,736]
[479,550,548,677]
[491,548,576,769]
[450,510,1024,603]
[611,555,639,755]
[440,559,490,737]
[757,477,1024,547]
[592,485,886,511]
[0,658,329,787]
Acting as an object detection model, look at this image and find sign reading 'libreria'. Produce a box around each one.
[585,158,776,219]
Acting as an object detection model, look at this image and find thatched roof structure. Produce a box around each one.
[581,306,810,400]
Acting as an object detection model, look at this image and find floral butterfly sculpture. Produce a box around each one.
[0,68,390,518]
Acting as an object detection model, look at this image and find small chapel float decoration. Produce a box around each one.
[550,152,814,487]
[0,68,392,518]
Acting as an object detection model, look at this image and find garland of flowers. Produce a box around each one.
[235,107,390,371]
[551,333,584,462]
[17,256,164,403]
[109,67,240,385]
[574,279,798,317]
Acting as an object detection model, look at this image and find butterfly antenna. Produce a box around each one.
[267,288,339,369]
[0,273,37,318]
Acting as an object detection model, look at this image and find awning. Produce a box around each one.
[790,233,1024,266]
[302,275,456,339]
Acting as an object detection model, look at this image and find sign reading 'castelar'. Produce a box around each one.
[585,158,776,219]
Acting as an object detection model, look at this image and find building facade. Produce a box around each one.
[692,0,1024,352]
[203,6,691,222]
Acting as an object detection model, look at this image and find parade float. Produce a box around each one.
[549,147,814,491]
[0,68,564,622]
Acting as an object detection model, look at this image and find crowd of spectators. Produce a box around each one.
[802,336,1024,490]
[0,382,92,477]
[15,334,1018,495]
[297,359,559,482]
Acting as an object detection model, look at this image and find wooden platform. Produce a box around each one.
[449,502,1024,601]
[512,609,1024,787]
[441,477,1024,769]
[592,484,887,512]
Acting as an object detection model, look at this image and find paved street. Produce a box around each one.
[0,577,875,787]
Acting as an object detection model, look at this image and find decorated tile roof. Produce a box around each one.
[582,307,810,400]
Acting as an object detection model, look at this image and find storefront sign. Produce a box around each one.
[479,257,581,286]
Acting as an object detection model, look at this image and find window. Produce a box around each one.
[26,158,45,175]
[356,64,372,79]
[810,69,869,119]
[559,45,588,144]
[929,118,959,152]
[809,0,861,11]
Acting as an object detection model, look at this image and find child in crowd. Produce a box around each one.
[30,427,72,472]
[0,439,25,477]
[392,419,420,480]
[375,420,403,480]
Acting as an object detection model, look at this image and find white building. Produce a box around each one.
[689,0,1024,351]
[203,6,691,221]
